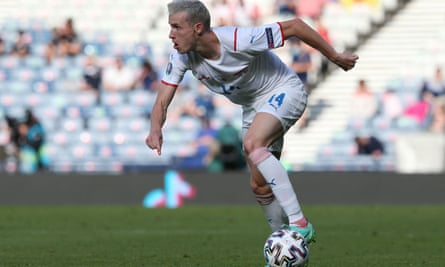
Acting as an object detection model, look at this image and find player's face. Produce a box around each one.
[168,11,197,54]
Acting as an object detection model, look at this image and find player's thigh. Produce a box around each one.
[244,112,284,150]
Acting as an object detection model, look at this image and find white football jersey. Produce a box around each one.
[161,22,304,106]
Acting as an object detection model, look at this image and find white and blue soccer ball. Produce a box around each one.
[263,228,309,267]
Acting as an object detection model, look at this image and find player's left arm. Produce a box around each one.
[279,18,358,71]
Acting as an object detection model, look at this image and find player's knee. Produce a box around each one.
[242,136,255,155]
[247,146,272,166]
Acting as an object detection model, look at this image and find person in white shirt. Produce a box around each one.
[102,56,135,92]
[146,0,358,244]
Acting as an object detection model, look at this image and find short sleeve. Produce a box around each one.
[161,51,189,87]
[234,22,284,53]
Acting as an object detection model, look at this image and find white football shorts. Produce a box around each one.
[241,83,308,152]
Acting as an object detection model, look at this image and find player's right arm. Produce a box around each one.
[279,18,358,71]
[145,83,177,155]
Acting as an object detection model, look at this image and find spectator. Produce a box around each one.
[289,37,312,87]
[239,0,261,26]
[133,60,159,92]
[354,132,385,159]
[296,0,327,18]
[57,18,82,57]
[80,54,102,94]
[170,84,216,120]
[216,121,245,170]
[276,0,298,16]
[233,0,253,26]
[44,18,82,63]
[422,66,445,97]
[0,36,6,56]
[289,37,312,130]
[24,109,47,171]
[350,79,378,120]
[212,0,234,26]
[102,56,136,91]
[429,98,445,133]
[191,116,222,171]
[10,30,31,58]
[379,88,404,122]
[399,90,434,128]
[43,27,62,63]
[314,16,331,78]
[5,109,47,173]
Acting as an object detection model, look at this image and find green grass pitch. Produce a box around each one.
[0,205,444,267]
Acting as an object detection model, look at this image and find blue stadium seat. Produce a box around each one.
[67,144,96,159]
[108,103,145,118]
[24,93,46,108]
[114,144,170,165]
[100,91,127,107]
[330,129,355,144]
[4,81,32,93]
[82,105,110,119]
[33,104,61,121]
[72,91,99,108]
[371,115,394,131]
[127,89,156,113]
[74,158,123,173]
[23,55,46,70]
[95,143,116,160]
[88,117,114,133]
[317,142,357,160]
[0,92,25,108]
[60,117,85,132]
[114,117,149,132]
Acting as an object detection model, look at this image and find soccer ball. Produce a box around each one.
[263,228,309,267]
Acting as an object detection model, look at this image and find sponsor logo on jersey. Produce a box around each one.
[265,27,274,48]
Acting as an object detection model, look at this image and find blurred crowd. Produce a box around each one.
[2,0,440,173]
[348,68,445,163]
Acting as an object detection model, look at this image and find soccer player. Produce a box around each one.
[146,0,358,244]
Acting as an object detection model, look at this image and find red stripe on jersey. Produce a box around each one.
[234,27,238,51]
[161,80,178,87]
[277,22,285,47]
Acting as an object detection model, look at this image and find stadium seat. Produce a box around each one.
[23,93,46,108]
[0,92,25,109]
[75,158,123,173]
[4,81,32,94]
[317,142,357,160]
[100,91,127,107]
[33,104,61,121]
[72,91,99,108]
[114,117,150,132]
[60,117,85,132]
[23,55,46,70]
[127,89,156,113]
[88,117,114,133]
[108,103,145,118]
[330,129,355,144]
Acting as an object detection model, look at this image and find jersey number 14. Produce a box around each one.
[268,93,285,110]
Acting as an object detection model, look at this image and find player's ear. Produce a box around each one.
[194,22,204,36]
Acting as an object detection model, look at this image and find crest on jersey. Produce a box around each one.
[166,62,173,75]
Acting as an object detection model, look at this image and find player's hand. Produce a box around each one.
[332,51,359,71]
[146,130,163,156]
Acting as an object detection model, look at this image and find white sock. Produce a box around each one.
[256,192,288,231]
[250,147,305,226]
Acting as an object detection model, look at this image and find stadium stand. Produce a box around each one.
[1,0,443,174]
[283,0,445,171]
